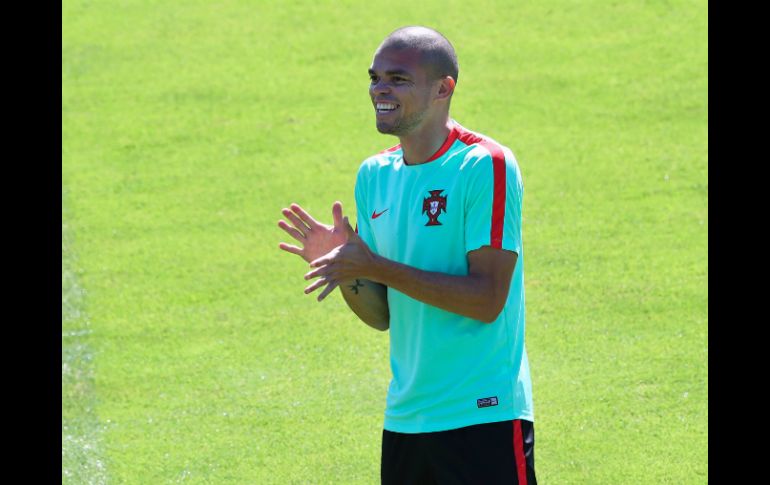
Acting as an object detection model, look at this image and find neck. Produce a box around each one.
[399,116,454,165]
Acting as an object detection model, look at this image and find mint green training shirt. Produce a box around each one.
[354,121,534,433]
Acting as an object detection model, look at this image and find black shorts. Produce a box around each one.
[381,419,537,485]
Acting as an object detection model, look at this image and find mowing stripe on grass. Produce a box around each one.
[62,187,108,485]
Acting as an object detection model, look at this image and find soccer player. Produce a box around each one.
[278,25,537,484]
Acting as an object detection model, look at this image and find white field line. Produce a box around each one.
[62,189,108,485]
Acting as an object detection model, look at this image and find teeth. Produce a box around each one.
[376,103,397,111]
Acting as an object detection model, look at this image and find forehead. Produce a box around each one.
[370,46,428,78]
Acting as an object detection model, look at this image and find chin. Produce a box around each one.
[376,122,397,134]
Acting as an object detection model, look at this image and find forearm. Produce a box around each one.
[304,223,513,323]
[367,254,505,323]
[339,278,389,331]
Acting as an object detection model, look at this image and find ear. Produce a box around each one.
[435,76,456,101]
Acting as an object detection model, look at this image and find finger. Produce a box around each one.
[282,208,311,233]
[343,216,358,239]
[304,277,329,294]
[290,204,321,229]
[278,243,304,256]
[309,254,333,268]
[278,220,305,242]
[332,201,344,229]
[304,265,328,281]
[317,281,339,301]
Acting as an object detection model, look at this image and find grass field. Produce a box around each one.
[62,0,707,483]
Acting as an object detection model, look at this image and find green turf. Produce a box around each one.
[62,188,108,484]
[62,0,707,483]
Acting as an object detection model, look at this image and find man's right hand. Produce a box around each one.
[278,201,350,263]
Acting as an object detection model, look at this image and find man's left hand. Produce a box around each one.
[303,216,377,301]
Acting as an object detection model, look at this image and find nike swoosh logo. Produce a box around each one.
[371,209,389,219]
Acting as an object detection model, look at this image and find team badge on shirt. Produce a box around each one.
[422,189,447,226]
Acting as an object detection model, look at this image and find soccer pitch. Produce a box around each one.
[62,1,707,483]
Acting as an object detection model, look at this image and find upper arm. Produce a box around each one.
[462,146,523,321]
[467,246,517,321]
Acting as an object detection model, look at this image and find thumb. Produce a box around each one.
[332,201,344,229]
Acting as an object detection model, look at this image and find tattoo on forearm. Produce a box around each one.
[348,279,364,295]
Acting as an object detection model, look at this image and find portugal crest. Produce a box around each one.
[422,189,447,226]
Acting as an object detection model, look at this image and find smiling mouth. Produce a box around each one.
[375,102,399,114]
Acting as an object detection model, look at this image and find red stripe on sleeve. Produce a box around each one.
[455,124,507,249]
[479,140,506,249]
[456,126,505,249]
[513,420,528,485]
[455,125,484,146]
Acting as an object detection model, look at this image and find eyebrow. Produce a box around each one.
[368,68,411,77]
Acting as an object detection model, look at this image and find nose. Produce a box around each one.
[370,79,391,97]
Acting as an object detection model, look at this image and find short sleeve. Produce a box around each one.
[464,151,523,255]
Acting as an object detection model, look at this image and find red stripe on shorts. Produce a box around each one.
[513,420,528,485]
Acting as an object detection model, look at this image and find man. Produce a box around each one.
[278,26,536,484]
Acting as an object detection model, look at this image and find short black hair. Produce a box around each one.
[378,26,459,84]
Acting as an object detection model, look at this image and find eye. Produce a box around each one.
[369,75,378,83]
